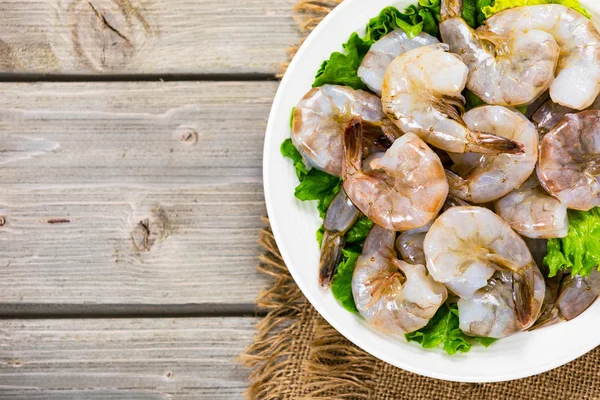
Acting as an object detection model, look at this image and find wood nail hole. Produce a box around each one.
[174,126,198,145]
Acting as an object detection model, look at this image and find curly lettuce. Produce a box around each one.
[280,139,341,218]
[545,208,600,277]
[331,249,361,313]
[482,0,591,18]
[406,303,498,355]
[313,2,442,90]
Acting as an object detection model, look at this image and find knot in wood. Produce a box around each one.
[65,0,153,71]
[131,205,171,252]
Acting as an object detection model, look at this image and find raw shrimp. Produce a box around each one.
[352,224,447,334]
[319,189,360,288]
[532,96,600,133]
[532,270,600,329]
[446,106,538,203]
[537,110,600,211]
[495,174,569,239]
[480,4,600,110]
[459,267,546,338]
[358,30,439,96]
[440,0,559,107]
[424,206,545,337]
[396,223,431,265]
[381,44,524,155]
[293,84,387,177]
[342,118,449,231]
[396,196,469,265]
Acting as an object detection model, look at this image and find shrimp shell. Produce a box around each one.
[482,4,600,110]
[446,106,538,203]
[495,174,569,239]
[537,110,600,211]
[293,85,386,177]
[352,225,447,334]
[358,29,439,95]
[343,119,449,232]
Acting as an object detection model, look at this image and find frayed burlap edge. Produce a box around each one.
[238,219,379,400]
[278,0,343,77]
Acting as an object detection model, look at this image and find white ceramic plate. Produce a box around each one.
[263,0,600,383]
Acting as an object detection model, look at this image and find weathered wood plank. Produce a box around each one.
[0,0,299,75]
[0,317,256,399]
[0,81,274,304]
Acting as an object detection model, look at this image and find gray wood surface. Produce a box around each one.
[0,0,304,395]
[0,0,299,75]
[0,317,256,399]
[0,81,276,305]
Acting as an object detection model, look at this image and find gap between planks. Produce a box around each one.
[0,303,266,319]
[0,73,278,82]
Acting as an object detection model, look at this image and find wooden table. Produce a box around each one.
[0,1,299,397]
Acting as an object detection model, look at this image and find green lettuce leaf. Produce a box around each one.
[345,216,374,244]
[406,303,497,355]
[329,217,373,313]
[406,303,472,355]
[545,208,600,277]
[474,336,499,347]
[464,89,527,113]
[464,90,487,110]
[280,138,307,180]
[331,248,361,313]
[296,173,342,218]
[290,107,295,128]
[313,33,371,90]
[314,2,442,89]
[280,138,341,217]
[482,0,591,18]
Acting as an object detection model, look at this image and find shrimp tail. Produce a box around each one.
[433,99,465,124]
[486,253,537,327]
[512,273,535,327]
[467,132,526,155]
[445,170,472,202]
[441,0,462,20]
[319,231,345,288]
[381,118,404,143]
[443,194,471,211]
[343,117,364,179]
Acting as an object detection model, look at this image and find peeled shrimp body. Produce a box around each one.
[495,174,568,239]
[381,44,523,155]
[533,96,600,133]
[343,119,448,231]
[292,85,386,177]
[352,224,447,334]
[440,0,559,107]
[480,4,600,110]
[319,189,360,288]
[424,206,545,337]
[459,267,545,338]
[358,30,439,96]
[538,110,600,211]
[395,196,468,265]
[446,106,538,203]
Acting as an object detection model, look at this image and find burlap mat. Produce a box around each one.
[239,2,600,398]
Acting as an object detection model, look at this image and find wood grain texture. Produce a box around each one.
[0,0,299,75]
[0,317,256,399]
[0,81,276,304]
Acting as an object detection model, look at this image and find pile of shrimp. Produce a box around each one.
[291,0,600,341]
